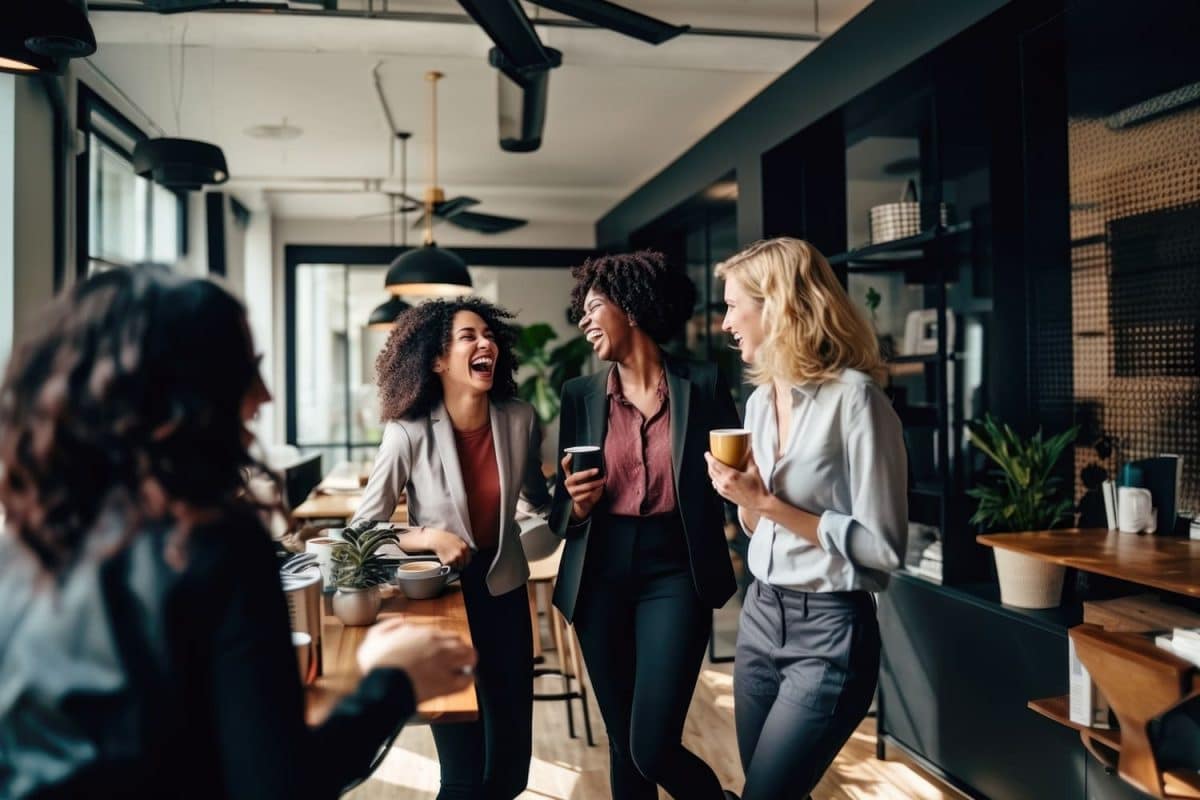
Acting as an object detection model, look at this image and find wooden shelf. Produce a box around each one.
[977,528,1200,598]
[1028,695,1121,750]
[1026,627,1200,800]
[1028,694,1200,799]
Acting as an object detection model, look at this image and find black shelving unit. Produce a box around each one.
[829,224,967,586]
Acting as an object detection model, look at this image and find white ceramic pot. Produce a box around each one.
[332,585,382,626]
[993,548,1065,609]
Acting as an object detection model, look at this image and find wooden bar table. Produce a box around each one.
[292,491,407,524]
[305,585,478,725]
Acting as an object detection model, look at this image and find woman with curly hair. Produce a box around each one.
[550,250,740,800]
[706,238,906,800]
[352,296,550,800]
[0,266,476,800]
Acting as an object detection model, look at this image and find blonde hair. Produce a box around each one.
[715,237,884,386]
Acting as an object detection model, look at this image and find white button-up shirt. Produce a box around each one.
[742,369,908,592]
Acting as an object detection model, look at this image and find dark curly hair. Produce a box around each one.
[0,266,270,573]
[376,297,519,421]
[567,250,696,344]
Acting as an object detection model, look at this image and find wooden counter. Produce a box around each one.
[977,530,1200,797]
[977,528,1200,598]
[305,585,477,725]
[292,492,407,523]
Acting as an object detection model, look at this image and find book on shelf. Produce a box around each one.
[1102,479,1118,530]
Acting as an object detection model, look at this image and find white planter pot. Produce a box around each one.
[993,547,1065,609]
[332,585,382,626]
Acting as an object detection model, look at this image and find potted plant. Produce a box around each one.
[329,524,400,626]
[966,413,1079,609]
[513,322,591,428]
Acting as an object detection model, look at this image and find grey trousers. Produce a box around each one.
[734,580,881,800]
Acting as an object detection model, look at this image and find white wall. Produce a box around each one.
[0,74,58,368]
[0,76,15,367]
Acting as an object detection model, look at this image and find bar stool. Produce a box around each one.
[528,544,595,746]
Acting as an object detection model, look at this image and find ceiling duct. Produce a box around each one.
[490,46,561,154]
[458,0,685,152]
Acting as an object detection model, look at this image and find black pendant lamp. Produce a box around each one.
[385,71,472,298]
[368,295,412,331]
[132,137,229,192]
[1,0,96,75]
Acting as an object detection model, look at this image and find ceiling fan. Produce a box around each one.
[260,64,527,235]
[362,65,527,235]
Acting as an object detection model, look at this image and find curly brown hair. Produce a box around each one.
[376,297,519,421]
[0,266,269,573]
[567,250,696,344]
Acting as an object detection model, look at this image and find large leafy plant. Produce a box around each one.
[330,525,400,589]
[965,413,1079,532]
[513,323,591,425]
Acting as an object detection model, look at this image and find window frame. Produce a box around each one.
[75,84,187,280]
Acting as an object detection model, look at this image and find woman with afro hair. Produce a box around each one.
[352,296,551,800]
[549,251,741,800]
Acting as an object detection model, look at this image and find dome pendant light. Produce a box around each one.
[132,30,229,192]
[1,0,96,75]
[368,295,412,330]
[133,137,229,192]
[385,71,472,298]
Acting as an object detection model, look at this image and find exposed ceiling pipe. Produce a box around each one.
[86,3,823,43]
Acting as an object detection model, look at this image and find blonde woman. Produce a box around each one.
[704,238,907,800]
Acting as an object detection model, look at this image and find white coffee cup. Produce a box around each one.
[305,537,341,586]
[1117,486,1156,534]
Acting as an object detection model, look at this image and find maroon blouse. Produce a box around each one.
[453,420,500,551]
[602,367,677,516]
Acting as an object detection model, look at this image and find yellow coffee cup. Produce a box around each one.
[709,428,752,470]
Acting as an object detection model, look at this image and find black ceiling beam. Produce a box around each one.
[455,0,557,73]
[527,0,688,45]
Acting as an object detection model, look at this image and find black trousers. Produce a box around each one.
[573,513,725,800]
[431,549,533,800]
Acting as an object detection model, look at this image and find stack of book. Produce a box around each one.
[1155,628,1200,668]
[909,540,943,584]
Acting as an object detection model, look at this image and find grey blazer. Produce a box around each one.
[352,398,551,596]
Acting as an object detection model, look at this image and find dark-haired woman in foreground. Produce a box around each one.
[352,297,550,800]
[0,267,475,800]
[550,251,741,800]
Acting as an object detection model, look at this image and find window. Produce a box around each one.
[77,86,184,276]
[291,263,392,468]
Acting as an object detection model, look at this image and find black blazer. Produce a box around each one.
[0,510,414,800]
[549,354,740,622]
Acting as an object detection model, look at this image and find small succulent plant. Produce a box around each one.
[330,523,399,589]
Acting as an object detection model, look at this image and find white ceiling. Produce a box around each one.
[86,1,871,229]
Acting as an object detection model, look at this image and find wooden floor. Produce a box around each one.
[347,653,961,800]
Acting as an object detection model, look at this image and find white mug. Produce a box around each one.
[305,537,341,586]
[1117,486,1156,534]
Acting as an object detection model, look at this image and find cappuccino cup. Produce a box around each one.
[709,428,752,470]
[396,560,444,579]
[565,445,605,478]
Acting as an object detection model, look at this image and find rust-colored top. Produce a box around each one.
[603,368,677,516]
[454,420,500,551]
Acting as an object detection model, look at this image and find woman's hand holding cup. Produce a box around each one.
[561,446,605,521]
[705,429,769,510]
